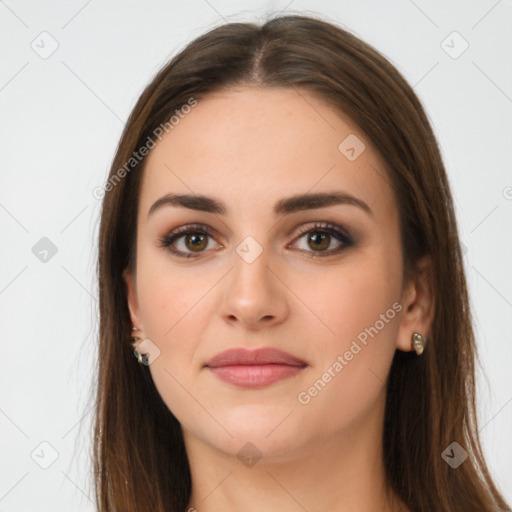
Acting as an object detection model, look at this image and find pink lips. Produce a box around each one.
[205,347,307,388]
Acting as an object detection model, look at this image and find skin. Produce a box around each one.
[124,86,434,512]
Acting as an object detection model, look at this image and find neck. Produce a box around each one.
[182,398,406,512]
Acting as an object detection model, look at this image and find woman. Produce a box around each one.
[92,13,510,512]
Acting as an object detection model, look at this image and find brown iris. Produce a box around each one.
[308,231,330,251]
[185,233,208,252]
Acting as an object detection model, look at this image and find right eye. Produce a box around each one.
[157,224,222,259]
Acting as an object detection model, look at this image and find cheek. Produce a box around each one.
[134,247,224,380]
[135,262,210,421]
[136,246,210,338]
[298,250,402,348]
[292,250,402,420]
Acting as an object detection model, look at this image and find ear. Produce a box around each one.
[123,267,144,349]
[396,255,435,352]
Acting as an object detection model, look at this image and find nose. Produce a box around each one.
[219,240,289,331]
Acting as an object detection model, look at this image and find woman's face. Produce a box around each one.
[124,86,418,461]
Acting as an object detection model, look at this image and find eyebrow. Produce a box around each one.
[147,191,373,218]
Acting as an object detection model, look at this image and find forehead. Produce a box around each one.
[139,87,392,219]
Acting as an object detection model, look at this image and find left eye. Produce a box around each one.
[158,222,353,259]
[288,223,354,257]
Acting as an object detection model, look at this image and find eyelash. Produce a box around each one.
[157,222,354,259]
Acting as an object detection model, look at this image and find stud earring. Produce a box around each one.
[130,327,141,344]
[412,332,425,356]
[130,326,145,364]
[133,347,146,365]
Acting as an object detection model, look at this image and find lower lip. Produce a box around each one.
[207,364,305,388]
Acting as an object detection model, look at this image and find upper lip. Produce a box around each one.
[205,347,307,368]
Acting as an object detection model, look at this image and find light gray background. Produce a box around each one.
[1,1,511,510]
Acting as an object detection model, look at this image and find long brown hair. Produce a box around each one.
[92,13,510,511]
